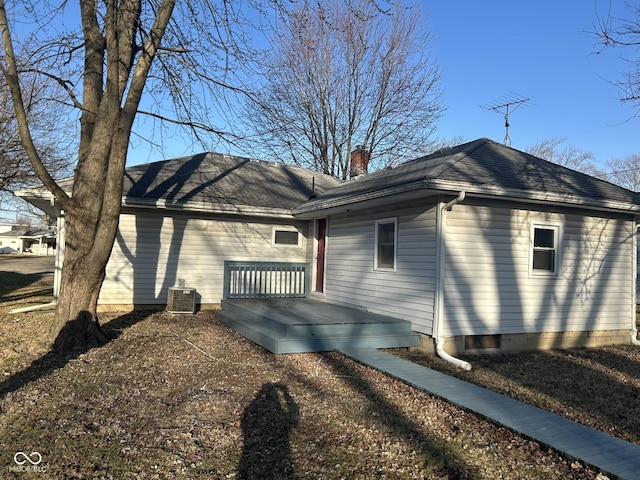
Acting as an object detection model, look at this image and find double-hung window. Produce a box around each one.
[375,218,397,270]
[531,224,559,275]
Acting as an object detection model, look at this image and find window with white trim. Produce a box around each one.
[375,218,397,270]
[532,224,559,274]
[273,228,300,246]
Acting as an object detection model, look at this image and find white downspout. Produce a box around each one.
[632,222,640,346]
[434,191,472,370]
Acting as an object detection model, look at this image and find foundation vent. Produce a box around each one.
[465,334,501,351]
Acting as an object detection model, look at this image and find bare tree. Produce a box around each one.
[242,0,443,179]
[594,2,640,110]
[605,154,640,191]
[0,71,73,222]
[0,0,279,351]
[0,87,71,192]
[426,136,468,154]
[526,137,604,177]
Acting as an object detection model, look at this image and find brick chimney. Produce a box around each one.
[350,145,370,178]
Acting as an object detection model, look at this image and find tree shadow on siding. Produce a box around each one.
[0,310,155,401]
[114,214,187,309]
[237,382,300,480]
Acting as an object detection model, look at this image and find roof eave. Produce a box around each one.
[15,188,60,218]
[16,186,298,220]
[122,197,296,219]
[293,180,429,218]
[293,178,640,218]
[431,179,640,215]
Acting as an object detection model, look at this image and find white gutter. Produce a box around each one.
[293,177,640,218]
[434,191,472,370]
[122,197,296,219]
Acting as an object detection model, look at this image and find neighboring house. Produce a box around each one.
[0,223,14,233]
[18,139,640,354]
[0,229,23,254]
[0,227,56,255]
[21,228,57,255]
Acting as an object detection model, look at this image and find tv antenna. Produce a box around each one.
[482,95,530,146]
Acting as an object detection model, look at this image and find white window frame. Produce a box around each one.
[530,223,561,276]
[374,217,398,271]
[272,226,301,247]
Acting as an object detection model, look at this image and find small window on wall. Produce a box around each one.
[532,224,559,274]
[375,218,397,270]
[274,228,300,246]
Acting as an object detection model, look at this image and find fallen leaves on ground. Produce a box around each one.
[0,273,620,479]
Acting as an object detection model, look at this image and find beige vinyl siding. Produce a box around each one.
[637,228,640,304]
[324,205,438,334]
[99,211,309,306]
[443,202,635,336]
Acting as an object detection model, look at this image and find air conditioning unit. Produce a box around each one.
[167,287,196,314]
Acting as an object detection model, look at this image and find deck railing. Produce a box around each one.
[223,261,310,299]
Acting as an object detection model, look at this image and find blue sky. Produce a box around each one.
[425,1,638,170]
[125,1,639,171]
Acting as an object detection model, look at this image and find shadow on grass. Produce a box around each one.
[565,346,640,381]
[237,382,300,480]
[442,349,640,444]
[0,272,53,302]
[0,310,156,402]
[321,352,482,479]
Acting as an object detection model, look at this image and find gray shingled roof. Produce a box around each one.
[120,152,342,214]
[294,138,640,215]
[17,152,342,218]
[19,140,640,219]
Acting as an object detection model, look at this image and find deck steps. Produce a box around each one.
[218,298,420,354]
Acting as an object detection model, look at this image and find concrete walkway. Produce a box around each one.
[338,346,640,480]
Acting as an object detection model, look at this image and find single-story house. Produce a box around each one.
[20,228,57,255]
[20,152,341,310]
[0,226,56,255]
[0,229,23,254]
[18,138,640,355]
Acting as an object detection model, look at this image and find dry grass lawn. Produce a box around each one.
[0,266,631,479]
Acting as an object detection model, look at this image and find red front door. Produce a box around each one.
[315,218,327,293]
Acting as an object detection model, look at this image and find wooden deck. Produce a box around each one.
[218,298,420,354]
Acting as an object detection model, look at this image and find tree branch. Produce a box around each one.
[137,109,229,137]
[25,68,83,109]
[0,0,70,208]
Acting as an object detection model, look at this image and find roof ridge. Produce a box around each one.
[426,138,490,179]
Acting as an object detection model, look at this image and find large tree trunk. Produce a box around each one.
[50,264,109,352]
[48,207,116,352]
[43,0,176,353]
[2,0,177,354]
